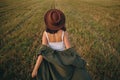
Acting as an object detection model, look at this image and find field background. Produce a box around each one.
[0,0,120,80]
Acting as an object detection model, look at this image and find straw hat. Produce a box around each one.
[44,9,65,30]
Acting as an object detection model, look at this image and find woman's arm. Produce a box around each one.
[64,31,71,49]
[32,55,43,78]
[32,31,47,78]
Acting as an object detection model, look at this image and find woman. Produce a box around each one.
[32,9,91,80]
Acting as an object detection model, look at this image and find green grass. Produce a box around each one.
[0,0,120,80]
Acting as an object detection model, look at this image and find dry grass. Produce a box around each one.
[0,0,120,80]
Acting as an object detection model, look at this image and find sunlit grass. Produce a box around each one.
[0,0,120,80]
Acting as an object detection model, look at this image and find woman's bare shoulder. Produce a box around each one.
[64,31,71,49]
[64,31,69,37]
[42,31,47,36]
[43,30,46,34]
[42,31,48,45]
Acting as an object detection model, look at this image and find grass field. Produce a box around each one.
[0,0,120,80]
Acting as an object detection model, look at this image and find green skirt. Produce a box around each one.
[36,45,92,80]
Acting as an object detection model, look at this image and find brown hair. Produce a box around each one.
[46,26,66,34]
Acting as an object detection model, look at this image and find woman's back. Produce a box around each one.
[45,30,65,51]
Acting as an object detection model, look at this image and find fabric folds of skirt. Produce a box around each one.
[36,45,92,80]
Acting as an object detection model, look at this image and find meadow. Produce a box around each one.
[0,0,120,80]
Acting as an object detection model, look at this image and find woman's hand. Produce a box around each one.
[31,55,43,78]
[32,69,38,78]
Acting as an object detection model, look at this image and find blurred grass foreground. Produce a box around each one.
[0,0,120,80]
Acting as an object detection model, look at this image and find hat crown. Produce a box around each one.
[51,11,60,24]
[44,9,65,30]
[50,10,62,26]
